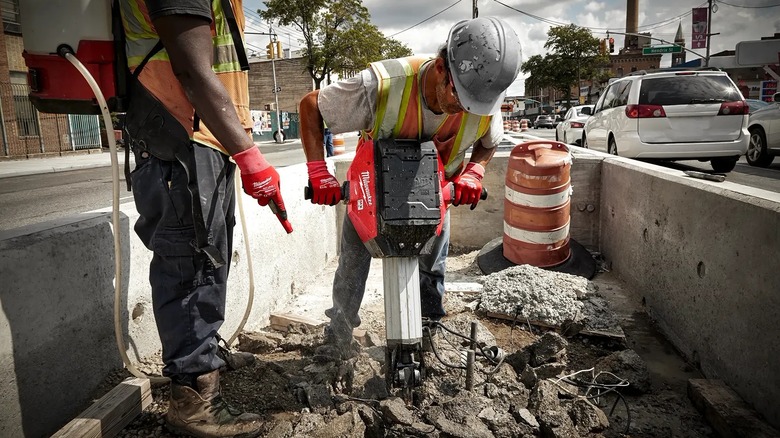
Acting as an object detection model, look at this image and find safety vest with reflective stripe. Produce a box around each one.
[119,0,251,154]
[365,56,493,179]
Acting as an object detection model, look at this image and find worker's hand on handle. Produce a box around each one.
[306,160,342,205]
[233,147,293,233]
[452,162,486,210]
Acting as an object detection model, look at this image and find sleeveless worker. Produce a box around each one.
[299,17,522,358]
[120,0,288,436]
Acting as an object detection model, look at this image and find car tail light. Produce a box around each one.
[718,101,750,115]
[625,104,666,118]
[570,122,584,128]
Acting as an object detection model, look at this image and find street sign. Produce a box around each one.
[642,45,683,55]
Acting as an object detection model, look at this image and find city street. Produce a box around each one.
[1,130,778,231]
[525,127,780,193]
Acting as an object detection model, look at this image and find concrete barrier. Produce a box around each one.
[0,163,339,437]
[599,156,780,429]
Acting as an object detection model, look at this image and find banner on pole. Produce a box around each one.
[692,7,708,49]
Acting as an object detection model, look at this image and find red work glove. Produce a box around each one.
[452,162,485,210]
[306,160,342,205]
[233,147,292,233]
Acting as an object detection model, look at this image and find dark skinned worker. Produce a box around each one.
[299,17,522,358]
[118,0,289,436]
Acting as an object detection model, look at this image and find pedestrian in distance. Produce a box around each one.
[298,17,522,358]
[119,0,290,436]
[324,122,334,157]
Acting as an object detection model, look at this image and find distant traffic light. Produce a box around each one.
[599,39,607,55]
[609,37,615,53]
[276,41,283,59]
[266,42,275,59]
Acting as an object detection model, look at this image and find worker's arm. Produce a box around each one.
[299,90,326,162]
[467,141,497,168]
[151,12,291,231]
[299,90,341,205]
[151,14,253,156]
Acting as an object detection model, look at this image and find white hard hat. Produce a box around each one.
[447,17,522,115]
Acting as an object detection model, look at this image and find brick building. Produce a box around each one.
[0,0,102,160]
[248,56,314,114]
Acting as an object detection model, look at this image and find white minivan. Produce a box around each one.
[582,70,750,172]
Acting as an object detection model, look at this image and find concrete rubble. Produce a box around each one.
[110,258,714,438]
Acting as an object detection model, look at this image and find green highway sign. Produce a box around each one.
[642,45,683,55]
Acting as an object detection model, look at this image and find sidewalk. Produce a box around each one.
[0,140,302,179]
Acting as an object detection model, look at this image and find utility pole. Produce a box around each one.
[269,23,283,143]
[704,0,713,67]
[472,0,478,18]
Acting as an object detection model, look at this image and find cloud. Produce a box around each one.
[250,0,780,95]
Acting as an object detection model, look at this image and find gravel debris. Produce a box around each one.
[480,265,594,325]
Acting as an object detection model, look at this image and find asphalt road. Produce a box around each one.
[1,130,777,232]
[527,127,780,193]
[0,139,357,232]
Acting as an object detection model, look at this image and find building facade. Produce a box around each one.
[0,0,103,160]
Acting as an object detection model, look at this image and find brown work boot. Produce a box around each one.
[166,370,263,438]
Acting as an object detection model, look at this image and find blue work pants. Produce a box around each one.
[130,144,235,379]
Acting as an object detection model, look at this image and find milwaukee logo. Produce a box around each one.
[359,170,373,206]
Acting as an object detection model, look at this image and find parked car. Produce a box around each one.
[534,115,555,129]
[746,98,770,114]
[582,69,750,172]
[745,92,780,167]
[555,104,594,145]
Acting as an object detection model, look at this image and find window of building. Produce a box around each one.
[617,67,624,77]
[1,0,21,34]
[10,73,40,137]
[631,67,638,72]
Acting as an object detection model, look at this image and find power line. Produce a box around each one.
[491,0,706,33]
[716,0,780,7]
[389,0,463,37]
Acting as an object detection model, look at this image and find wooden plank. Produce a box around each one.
[52,377,151,438]
[688,379,780,438]
[269,312,326,333]
[484,310,625,340]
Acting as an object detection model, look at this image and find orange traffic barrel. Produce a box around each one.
[520,119,528,131]
[503,140,572,267]
[332,134,346,155]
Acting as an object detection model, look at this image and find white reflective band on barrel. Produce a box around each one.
[503,221,570,245]
[504,185,571,208]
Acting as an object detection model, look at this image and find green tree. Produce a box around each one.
[522,25,610,105]
[261,0,411,88]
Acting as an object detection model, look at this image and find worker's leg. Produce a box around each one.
[131,144,235,382]
[326,214,372,343]
[419,210,449,320]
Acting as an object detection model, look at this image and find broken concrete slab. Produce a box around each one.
[566,398,610,435]
[238,331,284,354]
[380,397,415,426]
[270,313,326,333]
[530,331,568,366]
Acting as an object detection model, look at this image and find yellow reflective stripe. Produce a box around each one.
[444,113,486,177]
[124,0,154,36]
[212,0,228,36]
[370,61,391,136]
[379,61,408,138]
[392,60,414,137]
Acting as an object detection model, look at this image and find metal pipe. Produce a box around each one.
[466,350,475,390]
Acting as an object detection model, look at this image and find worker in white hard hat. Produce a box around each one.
[299,17,522,358]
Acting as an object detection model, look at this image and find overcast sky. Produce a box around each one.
[246,0,780,96]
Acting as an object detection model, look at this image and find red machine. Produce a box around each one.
[20,0,125,115]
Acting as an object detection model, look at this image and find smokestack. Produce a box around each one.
[626,0,639,48]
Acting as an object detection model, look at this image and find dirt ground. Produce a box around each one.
[93,250,715,438]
